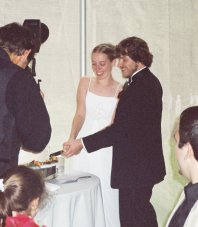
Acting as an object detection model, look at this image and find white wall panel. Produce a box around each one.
[0,0,198,226]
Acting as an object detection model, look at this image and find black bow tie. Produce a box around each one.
[120,75,134,93]
[123,81,130,92]
[122,76,133,91]
[128,76,133,85]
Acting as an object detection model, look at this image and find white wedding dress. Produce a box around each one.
[70,78,121,227]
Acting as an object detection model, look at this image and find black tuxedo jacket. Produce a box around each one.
[83,68,166,189]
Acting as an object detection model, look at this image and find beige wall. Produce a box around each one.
[1,0,198,226]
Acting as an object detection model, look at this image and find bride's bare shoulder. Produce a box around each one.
[78,76,93,90]
[80,76,90,84]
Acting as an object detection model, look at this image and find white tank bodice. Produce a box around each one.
[78,91,118,137]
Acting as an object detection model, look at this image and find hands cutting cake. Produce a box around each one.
[62,139,83,158]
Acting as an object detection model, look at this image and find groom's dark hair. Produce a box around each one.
[116,36,153,67]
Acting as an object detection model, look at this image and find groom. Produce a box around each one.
[63,36,166,227]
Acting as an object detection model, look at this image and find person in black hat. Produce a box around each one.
[63,36,166,227]
[0,22,51,177]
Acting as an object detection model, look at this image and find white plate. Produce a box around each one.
[30,162,57,169]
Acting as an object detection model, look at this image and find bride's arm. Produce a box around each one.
[67,77,89,141]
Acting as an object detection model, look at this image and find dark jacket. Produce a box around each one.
[0,48,51,175]
[83,67,166,188]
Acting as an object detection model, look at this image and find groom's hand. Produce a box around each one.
[62,139,83,157]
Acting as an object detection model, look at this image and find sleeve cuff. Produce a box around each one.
[81,138,88,152]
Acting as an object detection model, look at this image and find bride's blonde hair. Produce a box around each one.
[92,43,117,62]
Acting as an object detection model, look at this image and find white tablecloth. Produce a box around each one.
[35,171,106,227]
